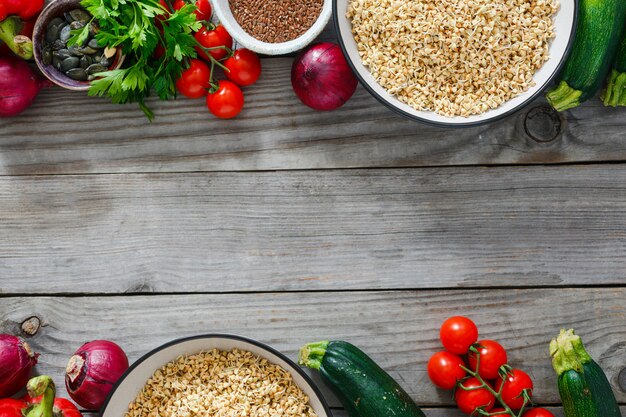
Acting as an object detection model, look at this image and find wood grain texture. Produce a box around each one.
[1,57,626,175]
[1,290,624,407]
[1,165,626,294]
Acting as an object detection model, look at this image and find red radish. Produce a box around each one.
[0,334,39,397]
[65,340,129,409]
[291,42,358,111]
[0,56,48,117]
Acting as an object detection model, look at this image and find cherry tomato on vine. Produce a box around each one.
[440,316,479,355]
[173,0,212,20]
[224,49,261,86]
[468,339,508,380]
[155,0,171,27]
[522,408,556,417]
[195,24,232,61]
[176,59,212,98]
[193,0,212,20]
[495,369,533,410]
[206,80,244,119]
[427,351,466,390]
[455,377,495,415]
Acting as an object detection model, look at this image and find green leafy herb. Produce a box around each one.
[74,0,201,120]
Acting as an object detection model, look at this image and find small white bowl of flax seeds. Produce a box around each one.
[213,0,331,55]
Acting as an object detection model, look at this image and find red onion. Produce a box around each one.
[0,56,48,117]
[65,340,129,410]
[0,334,39,397]
[291,42,358,111]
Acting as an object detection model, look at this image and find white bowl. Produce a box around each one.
[101,335,331,417]
[213,0,332,55]
[334,0,577,127]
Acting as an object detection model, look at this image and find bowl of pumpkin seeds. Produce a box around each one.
[33,0,124,91]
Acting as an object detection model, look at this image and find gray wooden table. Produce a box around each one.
[1,20,625,417]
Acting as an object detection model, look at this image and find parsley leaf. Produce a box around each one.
[80,0,199,120]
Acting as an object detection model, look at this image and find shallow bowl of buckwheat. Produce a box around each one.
[101,334,331,417]
[334,0,577,127]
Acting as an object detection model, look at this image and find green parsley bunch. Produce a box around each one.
[69,0,201,120]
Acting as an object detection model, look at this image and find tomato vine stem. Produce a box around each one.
[457,345,532,417]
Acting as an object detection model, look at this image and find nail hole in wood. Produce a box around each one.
[524,105,562,143]
[619,367,626,392]
[21,316,41,336]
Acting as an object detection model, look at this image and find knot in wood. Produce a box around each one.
[524,105,562,143]
[619,367,626,392]
[21,316,41,336]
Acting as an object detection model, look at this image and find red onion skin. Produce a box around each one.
[291,42,358,111]
[0,56,48,117]
[65,340,129,410]
[0,334,39,398]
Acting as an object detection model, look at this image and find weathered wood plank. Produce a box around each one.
[1,166,626,294]
[1,57,626,175]
[1,290,624,407]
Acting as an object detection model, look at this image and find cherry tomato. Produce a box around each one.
[440,316,479,355]
[195,24,232,61]
[176,59,212,98]
[523,408,556,417]
[427,351,466,390]
[455,377,495,415]
[194,0,212,20]
[155,0,171,28]
[206,80,244,119]
[495,369,533,410]
[173,0,211,20]
[468,339,508,380]
[159,0,171,11]
[223,49,261,86]
[153,42,166,59]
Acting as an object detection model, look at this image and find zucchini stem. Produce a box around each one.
[298,341,330,371]
[546,81,583,112]
[549,329,592,376]
[602,69,626,106]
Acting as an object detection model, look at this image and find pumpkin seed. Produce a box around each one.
[69,9,91,24]
[66,68,88,81]
[59,25,72,43]
[80,55,92,69]
[45,25,59,43]
[43,46,52,65]
[88,38,100,49]
[86,64,107,75]
[61,57,80,72]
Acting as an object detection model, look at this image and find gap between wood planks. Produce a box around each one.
[1,159,626,178]
[1,283,625,298]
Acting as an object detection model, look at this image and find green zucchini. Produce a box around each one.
[602,36,626,106]
[550,329,622,417]
[545,0,626,111]
[299,341,426,417]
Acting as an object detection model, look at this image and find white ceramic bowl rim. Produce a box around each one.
[333,0,579,127]
[213,0,332,55]
[100,334,332,417]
